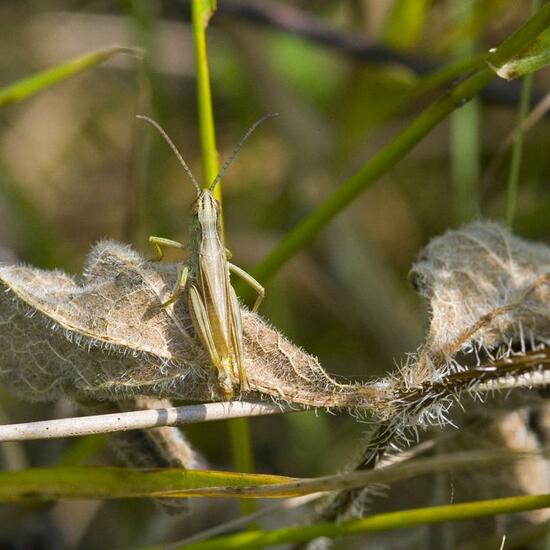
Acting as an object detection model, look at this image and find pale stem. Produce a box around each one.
[0,401,296,442]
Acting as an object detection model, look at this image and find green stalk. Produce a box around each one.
[0,164,61,268]
[179,493,550,550]
[191,0,219,193]
[0,466,289,501]
[0,46,138,109]
[451,97,481,221]
[227,417,255,519]
[450,0,480,222]
[123,0,160,243]
[506,0,540,228]
[251,3,550,284]
[414,53,486,97]
[190,0,254,516]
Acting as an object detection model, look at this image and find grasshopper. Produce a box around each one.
[137,115,275,398]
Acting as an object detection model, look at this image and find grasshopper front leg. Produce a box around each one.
[228,284,248,392]
[149,236,186,261]
[149,236,188,307]
[228,262,265,312]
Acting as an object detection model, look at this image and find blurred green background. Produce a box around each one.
[0,1,549,548]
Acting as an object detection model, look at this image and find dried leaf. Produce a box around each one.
[409,221,550,385]
[0,221,548,432]
[319,222,550,524]
[0,241,377,410]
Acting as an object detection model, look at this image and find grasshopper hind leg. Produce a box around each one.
[188,285,235,399]
[229,285,248,392]
[228,262,265,312]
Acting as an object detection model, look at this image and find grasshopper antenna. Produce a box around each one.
[209,112,279,192]
[136,115,201,196]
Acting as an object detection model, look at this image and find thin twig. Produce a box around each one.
[482,89,550,193]
[169,493,323,548]
[0,402,295,442]
[1,349,547,443]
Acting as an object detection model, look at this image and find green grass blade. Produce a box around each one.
[250,3,550,285]
[414,52,486,97]
[1,449,539,503]
[56,435,106,466]
[191,0,219,191]
[0,46,139,109]
[450,0,481,222]
[0,467,292,502]
[227,417,256,519]
[505,68,535,228]
[506,0,540,228]
[160,448,545,499]
[0,164,62,268]
[451,95,481,222]
[178,494,550,550]
[493,24,550,80]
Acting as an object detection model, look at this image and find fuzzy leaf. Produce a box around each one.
[408,221,550,387]
[411,221,550,352]
[0,240,375,409]
[0,223,549,444]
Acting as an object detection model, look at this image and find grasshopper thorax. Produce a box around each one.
[193,190,220,221]
[190,190,222,247]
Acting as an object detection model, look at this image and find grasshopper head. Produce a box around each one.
[193,190,221,226]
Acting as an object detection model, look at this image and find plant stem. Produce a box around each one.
[0,401,291,442]
[251,3,550,284]
[227,418,256,520]
[450,0,480,222]
[180,493,550,550]
[191,0,219,194]
[0,47,137,110]
[506,0,540,228]
[124,0,158,244]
